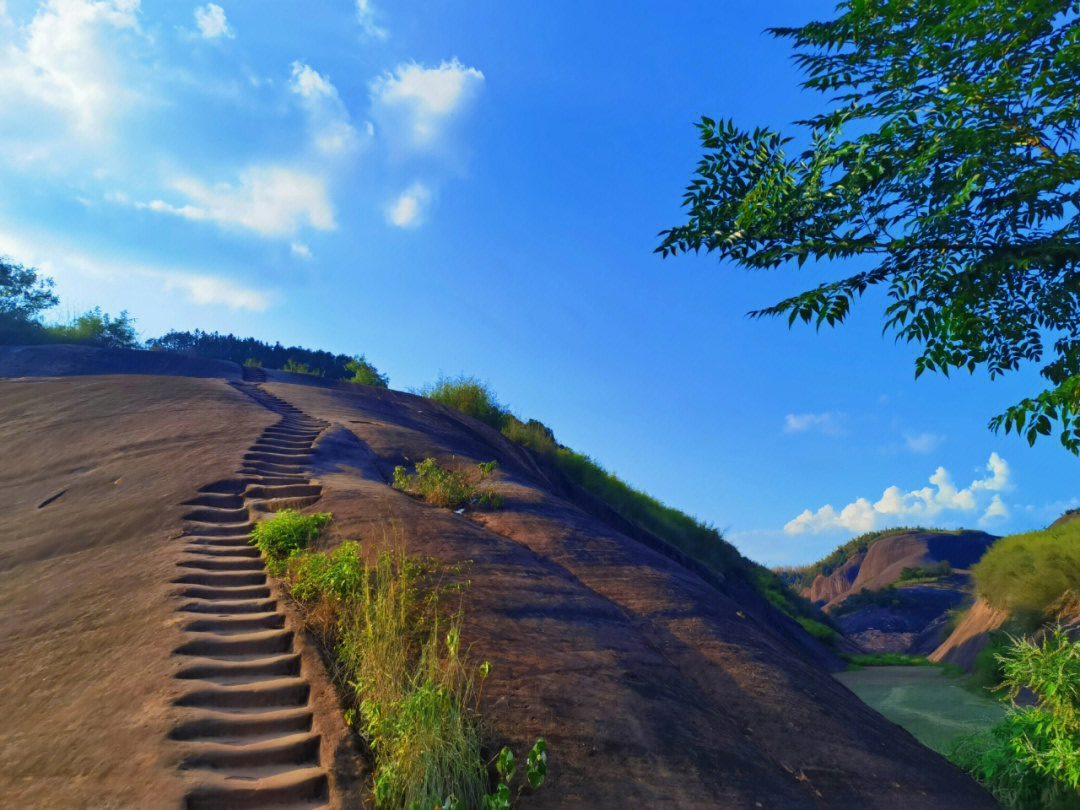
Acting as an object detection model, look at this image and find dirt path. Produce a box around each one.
[169,380,334,809]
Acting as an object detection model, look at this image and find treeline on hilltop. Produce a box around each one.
[147,330,387,387]
[0,257,388,387]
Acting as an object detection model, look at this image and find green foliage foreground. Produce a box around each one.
[973,521,1080,617]
[659,0,1080,452]
[251,510,547,809]
[951,631,1080,810]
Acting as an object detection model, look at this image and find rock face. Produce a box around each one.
[929,598,1010,671]
[807,552,865,604]
[803,531,999,654]
[0,347,997,809]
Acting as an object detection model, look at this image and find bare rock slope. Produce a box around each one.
[0,346,995,809]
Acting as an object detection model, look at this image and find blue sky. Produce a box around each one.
[1,0,1076,566]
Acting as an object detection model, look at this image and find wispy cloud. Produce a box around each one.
[386,182,431,227]
[290,241,312,260]
[0,0,145,141]
[289,61,365,157]
[194,3,233,39]
[904,431,944,454]
[134,166,336,237]
[784,452,1012,535]
[783,411,846,436]
[356,0,387,40]
[0,227,273,311]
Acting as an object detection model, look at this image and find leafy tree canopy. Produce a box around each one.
[659,0,1080,452]
[0,257,58,321]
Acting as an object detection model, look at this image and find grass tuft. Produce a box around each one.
[248,509,332,575]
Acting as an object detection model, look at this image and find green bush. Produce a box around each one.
[832,585,912,615]
[248,510,332,575]
[345,356,386,386]
[393,459,503,510]
[951,631,1080,809]
[898,561,953,583]
[283,358,324,376]
[419,375,507,430]
[290,540,364,603]
[974,523,1080,616]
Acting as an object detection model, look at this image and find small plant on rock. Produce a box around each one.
[393,458,504,510]
[249,509,332,575]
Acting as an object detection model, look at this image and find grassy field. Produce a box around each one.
[836,666,1006,754]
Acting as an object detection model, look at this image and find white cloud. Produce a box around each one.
[356,0,387,40]
[783,412,845,436]
[162,271,269,310]
[0,0,145,138]
[905,431,944,454]
[979,495,1009,528]
[971,451,1010,492]
[194,3,232,39]
[784,453,1014,535]
[386,182,430,228]
[135,166,336,236]
[370,58,484,149]
[289,61,363,157]
[290,241,312,259]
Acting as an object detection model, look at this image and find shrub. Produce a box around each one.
[951,631,1080,809]
[345,356,389,387]
[898,561,953,583]
[832,585,912,615]
[249,510,332,575]
[419,376,507,431]
[283,358,324,376]
[974,523,1080,616]
[393,459,504,510]
[44,307,140,348]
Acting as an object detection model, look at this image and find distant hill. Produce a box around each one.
[792,528,998,653]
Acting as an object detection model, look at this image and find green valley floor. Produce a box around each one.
[836,666,1006,754]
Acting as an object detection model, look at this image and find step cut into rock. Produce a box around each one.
[168,377,331,810]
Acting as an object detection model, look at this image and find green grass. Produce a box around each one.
[837,666,1007,754]
[419,376,830,631]
[796,616,840,644]
[973,522,1080,616]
